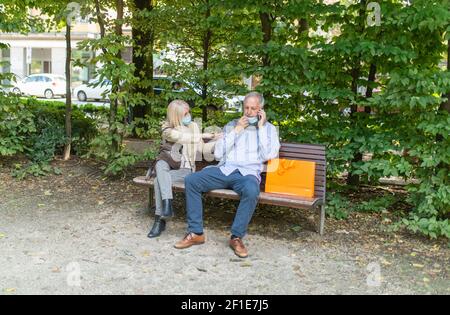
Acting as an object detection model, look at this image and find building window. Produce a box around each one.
[72,50,94,83]
[0,48,11,77]
[1,48,10,59]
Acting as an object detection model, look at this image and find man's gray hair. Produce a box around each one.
[244,92,265,108]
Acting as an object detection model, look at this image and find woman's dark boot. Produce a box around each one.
[147,215,166,238]
[161,199,174,219]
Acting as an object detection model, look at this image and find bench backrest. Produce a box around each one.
[197,142,327,201]
[276,142,326,201]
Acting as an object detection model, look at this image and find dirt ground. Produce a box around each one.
[0,158,449,295]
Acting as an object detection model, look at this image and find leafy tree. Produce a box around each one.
[39,0,91,161]
[78,0,134,156]
[160,0,245,122]
[129,0,156,121]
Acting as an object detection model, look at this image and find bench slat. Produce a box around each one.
[280,148,326,156]
[133,177,321,209]
[279,153,326,161]
[281,145,326,152]
[134,142,327,208]
[281,143,326,150]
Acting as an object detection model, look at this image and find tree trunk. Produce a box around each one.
[259,12,272,68]
[298,18,309,43]
[259,11,274,110]
[94,0,107,54]
[131,0,154,122]
[364,63,377,113]
[201,29,211,123]
[201,1,212,123]
[440,39,450,114]
[437,39,450,142]
[110,0,124,155]
[346,0,367,187]
[63,22,72,161]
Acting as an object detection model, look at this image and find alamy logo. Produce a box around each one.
[367,2,382,27]
[66,262,81,287]
[66,2,81,26]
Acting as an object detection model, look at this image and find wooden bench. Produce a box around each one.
[133,142,327,235]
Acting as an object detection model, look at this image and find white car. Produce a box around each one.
[73,79,111,102]
[73,76,186,102]
[12,74,66,99]
[224,94,245,111]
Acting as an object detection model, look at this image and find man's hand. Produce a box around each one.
[235,116,249,134]
[258,110,267,128]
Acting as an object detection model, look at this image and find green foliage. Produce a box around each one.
[159,0,247,117]
[0,94,36,156]
[402,216,450,239]
[2,0,449,239]
[23,99,98,155]
[354,195,397,213]
[326,193,351,220]
[104,148,159,176]
[130,115,163,140]
[12,162,61,180]
[0,96,97,178]
[327,191,400,220]
[85,130,160,176]
[26,113,66,164]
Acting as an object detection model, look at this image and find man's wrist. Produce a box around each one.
[234,126,244,134]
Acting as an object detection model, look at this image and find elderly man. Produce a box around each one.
[174,92,281,258]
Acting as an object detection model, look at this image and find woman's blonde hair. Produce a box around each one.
[166,100,189,128]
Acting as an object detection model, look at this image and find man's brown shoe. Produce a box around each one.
[229,237,248,258]
[174,232,205,249]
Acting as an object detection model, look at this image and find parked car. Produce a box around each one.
[224,94,245,111]
[12,73,66,99]
[1,73,23,94]
[73,76,186,102]
[73,79,112,102]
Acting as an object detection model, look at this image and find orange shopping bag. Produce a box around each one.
[265,159,316,198]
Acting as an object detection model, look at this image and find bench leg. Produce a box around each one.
[318,205,325,235]
[147,186,155,213]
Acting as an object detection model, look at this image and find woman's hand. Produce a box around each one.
[212,132,223,140]
[202,133,215,140]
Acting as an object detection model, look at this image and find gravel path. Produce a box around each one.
[0,161,448,295]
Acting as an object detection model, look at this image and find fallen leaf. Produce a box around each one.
[431,245,440,252]
[44,190,53,196]
[0,233,5,239]
[4,288,16,293]
[410,253,417,257]
[423,277,430,283]
[240,261,252,267]
[141,251,151,257]
[51,267,61,273]
[413,264,425,269]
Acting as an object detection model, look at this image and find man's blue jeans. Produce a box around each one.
[184,167,260,238]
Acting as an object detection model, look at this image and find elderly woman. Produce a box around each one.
[147,100,220,238]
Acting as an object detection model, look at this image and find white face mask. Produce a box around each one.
[247,116,259,126]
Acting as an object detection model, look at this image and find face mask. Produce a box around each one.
[247,116,259,126]
[182,114,192,126]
